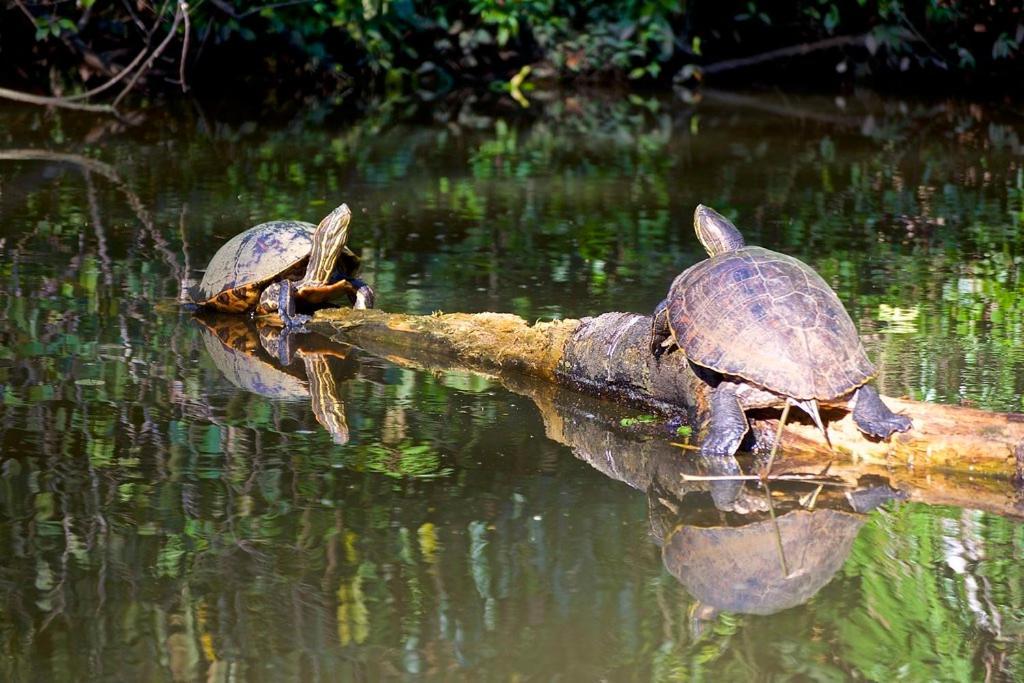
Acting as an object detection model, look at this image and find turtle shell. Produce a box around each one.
[193,220,360,313]
[666,246,874,400]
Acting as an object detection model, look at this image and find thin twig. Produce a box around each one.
[62,46,152,101]
[680,473,853,487]
[119,0,148,32]
[763,481,790,576]
[112,1,186,108]
[700,34,868,75]
[11,0,35,25]
[179,2,191,92]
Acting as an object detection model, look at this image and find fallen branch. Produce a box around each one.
[309,308,1024,482]
[302,312,1024,519]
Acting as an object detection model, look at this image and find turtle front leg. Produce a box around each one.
[696,381,757,512]
[850,384,912,439]
[276,279,312,329]
[701,382,750,458]
[650,299,675,358]
[346,277,375,310]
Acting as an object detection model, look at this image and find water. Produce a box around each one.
[1,90,1023,680]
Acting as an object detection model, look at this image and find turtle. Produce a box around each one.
[190,203,374,327]
[650,204,911,463]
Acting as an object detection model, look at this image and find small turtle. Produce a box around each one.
[650,205,911,462]
[190,203,373,327]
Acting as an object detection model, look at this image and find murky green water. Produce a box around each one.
[1,91,1023,681]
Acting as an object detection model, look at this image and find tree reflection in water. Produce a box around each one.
[0,91,1022,679]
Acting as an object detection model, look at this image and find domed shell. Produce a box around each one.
[194,219,361,313]
[667,246,875,400]
[195,221,318,306]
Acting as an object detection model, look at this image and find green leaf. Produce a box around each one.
[824,5,840,33]
[992,32,1019,60]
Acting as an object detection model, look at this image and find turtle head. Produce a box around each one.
[694,204,745,256]
[305,203,352,284]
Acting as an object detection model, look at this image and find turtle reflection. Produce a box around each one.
[195,313,353,444]
[663,507,862,616]
[648,482,900,618]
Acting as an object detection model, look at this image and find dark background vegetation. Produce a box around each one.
[2,0,1022,105]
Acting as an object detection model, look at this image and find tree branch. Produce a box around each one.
[112,1,187,108]
[699,34,870,76]
[0,87,117,114]
[179,3,192,92]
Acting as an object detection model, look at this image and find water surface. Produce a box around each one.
[1,90,1023,680]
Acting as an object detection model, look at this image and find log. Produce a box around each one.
[308,308,1024,490]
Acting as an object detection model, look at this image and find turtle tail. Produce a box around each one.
[792,398,832,451]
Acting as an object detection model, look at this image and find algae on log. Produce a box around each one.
[309,308,1024,483]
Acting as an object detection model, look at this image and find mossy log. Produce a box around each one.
[310,308,1024,496]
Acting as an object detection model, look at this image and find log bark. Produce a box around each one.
[309,308,1024,494]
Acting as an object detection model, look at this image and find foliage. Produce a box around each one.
[1,0,1022,102]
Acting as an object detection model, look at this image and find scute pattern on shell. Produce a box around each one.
[667,246,875,400]
[196,221,317,304]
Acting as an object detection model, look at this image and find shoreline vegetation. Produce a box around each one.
[1,1,1022,114]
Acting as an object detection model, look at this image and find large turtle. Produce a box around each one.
[650,204,911,460]
[190,203,374,326]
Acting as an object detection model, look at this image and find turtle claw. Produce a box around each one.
[347,278,375,310]
[650,300,675,359]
